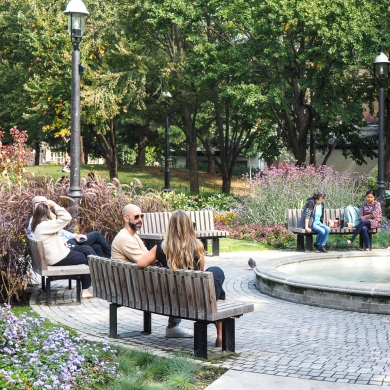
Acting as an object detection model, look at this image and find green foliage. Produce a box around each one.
[196,193,240,211]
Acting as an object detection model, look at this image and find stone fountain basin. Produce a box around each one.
[254,251,390,314]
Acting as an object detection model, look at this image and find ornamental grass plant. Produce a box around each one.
[240,163,371,226]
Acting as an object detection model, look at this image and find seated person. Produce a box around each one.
[30,199,95,299]
[137,209,226,347]
[60,157,70,173]
[111,203,192,338]
[345,190,382,251]
[29,196,111,258]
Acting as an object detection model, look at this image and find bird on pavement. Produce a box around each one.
[248,258,256,269]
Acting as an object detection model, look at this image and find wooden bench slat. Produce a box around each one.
[184,270,197,318]
[167,269,180,317]
[150,266,163,314]
[130,263,142,310]
[175,269,188,318]
[143,268,156,312]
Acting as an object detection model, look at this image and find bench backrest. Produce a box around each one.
[140,210,215,234]
[287,208,345,229]
[26,236,48,273]
[88,256,218,320]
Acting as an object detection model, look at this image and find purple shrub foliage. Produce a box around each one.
[239,163,370,226]
[0,173,173,303]
[0,304,118,389]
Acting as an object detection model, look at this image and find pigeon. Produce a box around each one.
[248,258,256,269]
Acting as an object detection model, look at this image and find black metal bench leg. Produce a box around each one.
[305,235,313,252]
[142,311,152,334]
[201,239,208,253]
[46,279,51,306]
[109,303,120,338]
[194,321,208,358]
[297,234,304,251]
[76,277,82,303]
[41,276,46,291]
[212,238,219,256]
[222,318,235,352]
[359,235,364,250]
[68,279,72,289]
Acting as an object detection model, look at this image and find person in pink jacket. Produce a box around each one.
[346,190,382,251]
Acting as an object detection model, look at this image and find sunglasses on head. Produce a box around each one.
[133,214,144,220]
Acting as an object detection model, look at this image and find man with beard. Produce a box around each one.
[111,203,192,338]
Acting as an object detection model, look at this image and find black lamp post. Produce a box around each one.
[64,0,89,208]
[373,51,390,210]
[162,92,172,191]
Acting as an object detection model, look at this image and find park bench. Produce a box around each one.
[26,236,90,306]
[138,210,229,256]
[287,208,381,251]
[88,255,254,358]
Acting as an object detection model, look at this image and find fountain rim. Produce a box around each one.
[254,250,390,297]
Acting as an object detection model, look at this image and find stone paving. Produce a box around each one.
[30,250,390,387]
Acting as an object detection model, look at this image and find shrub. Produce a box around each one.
[196,193,240,211]
[240,163,370,226]
[0,127,34,184]
[215,220,295,248]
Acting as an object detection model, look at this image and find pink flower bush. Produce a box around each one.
[239,163,370,226]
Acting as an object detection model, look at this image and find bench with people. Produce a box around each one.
[288,189,382,252]
[26,197,253,355]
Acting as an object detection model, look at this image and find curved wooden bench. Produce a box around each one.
[88,255,254,358]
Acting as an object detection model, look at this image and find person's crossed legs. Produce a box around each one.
[68,231,111,258]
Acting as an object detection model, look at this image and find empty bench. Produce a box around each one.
[287,208,380,251]
[88,255,254,358]
[27,236,90,305]
[138,210,229,256]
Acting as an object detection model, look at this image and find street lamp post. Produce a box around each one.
[162,92,172,191]
[373,51,390,211]
[64,0,89,209]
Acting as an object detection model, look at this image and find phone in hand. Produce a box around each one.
[79,237,87,242]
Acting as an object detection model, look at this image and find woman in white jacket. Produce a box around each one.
[31,199,94,299]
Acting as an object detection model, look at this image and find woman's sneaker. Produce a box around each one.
[166,325,193,338]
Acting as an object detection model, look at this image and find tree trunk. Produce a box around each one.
[90,119,118,180]
[182,95,199,193]
[309,127,316,166]
[136,135,147,166]
[205,139,215,174]
[34,141,40,165]
[267,157,279,168]
[321,139,338,166]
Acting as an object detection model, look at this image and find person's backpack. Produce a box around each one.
[344,205,360,228]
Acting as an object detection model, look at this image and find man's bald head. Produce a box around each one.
[123,204,143,234]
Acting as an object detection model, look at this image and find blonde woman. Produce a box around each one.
[138,210,226,346]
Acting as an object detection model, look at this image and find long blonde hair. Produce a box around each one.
[162,210,204,271]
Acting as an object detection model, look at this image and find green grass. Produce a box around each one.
[218,237,274,252]
[25,164,222,193]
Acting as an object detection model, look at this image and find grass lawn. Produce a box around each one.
[219,237,274,252]
[26,164,248,194]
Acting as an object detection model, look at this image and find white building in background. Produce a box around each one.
[38,142,105,165]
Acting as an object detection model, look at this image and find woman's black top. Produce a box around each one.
[156,241,199,270]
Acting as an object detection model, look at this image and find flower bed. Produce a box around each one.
[0,305,118,389]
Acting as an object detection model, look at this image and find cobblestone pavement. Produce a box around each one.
[30,250,390,387]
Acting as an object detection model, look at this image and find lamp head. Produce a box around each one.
[64,0,89,39]
[373,51,390,80]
